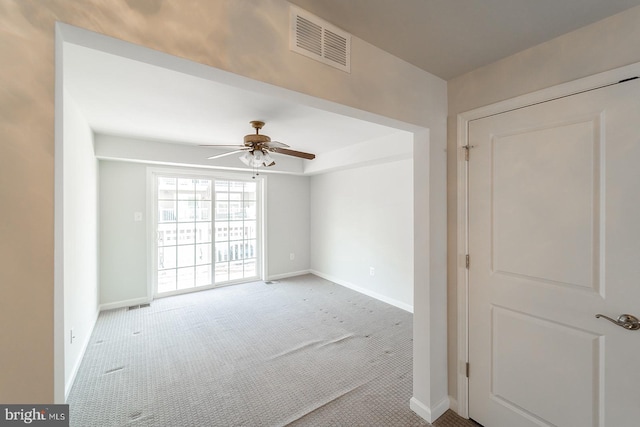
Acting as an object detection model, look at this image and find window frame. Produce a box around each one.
[147,167,265,299]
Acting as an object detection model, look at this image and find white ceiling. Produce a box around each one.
[64,43,405,158]
[63,1,640,170]
[289,0,640,80]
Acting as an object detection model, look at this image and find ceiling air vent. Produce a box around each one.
[290,5,351,73]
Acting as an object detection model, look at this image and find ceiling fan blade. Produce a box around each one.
[264,140,290,149]
[272,147,316,160]
[207,149,249,160]
[200,144,245,147]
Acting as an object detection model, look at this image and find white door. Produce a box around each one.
[468,78,640,427]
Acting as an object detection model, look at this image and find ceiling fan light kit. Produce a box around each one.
[201,120,316,172]
[240,149,275,168]
[262,151,275,166]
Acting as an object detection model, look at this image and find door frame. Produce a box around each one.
[455,61,640,419]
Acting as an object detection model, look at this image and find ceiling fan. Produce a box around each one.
[201,121,316,168]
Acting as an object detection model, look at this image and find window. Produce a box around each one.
[213,180,258,283]
[154,174,260,295]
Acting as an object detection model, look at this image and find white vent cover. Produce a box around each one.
[290,5,351,73]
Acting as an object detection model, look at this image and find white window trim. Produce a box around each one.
[146,166,266,300]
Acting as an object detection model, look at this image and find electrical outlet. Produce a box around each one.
[290,253,295,261]
[369,267,375,276]
[134,212,143,222]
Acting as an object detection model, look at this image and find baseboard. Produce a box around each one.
[310,270,413,313]
[65,307,100,401]
[267,270,311,281]
[100,296,151,312]
[410,396,450,423]
[99,274,312,309]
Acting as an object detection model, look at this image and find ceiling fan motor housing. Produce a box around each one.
[244,133,271,146]
[244,120,271,148]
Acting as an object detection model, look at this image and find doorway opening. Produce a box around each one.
[55,22,436,409]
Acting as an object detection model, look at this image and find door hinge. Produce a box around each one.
[466,362,470,378]
[462,145,475,161]
[465,254,470,269]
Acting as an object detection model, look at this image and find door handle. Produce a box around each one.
[595,313,640,330]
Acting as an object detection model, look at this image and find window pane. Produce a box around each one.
[215,181,228,193]
[246,239,257,259]
[244,182,256,201]
[215,242,229,262]
[229,191,242,201]
[178,178,195,200]
[177,245,194,268]
[157,223,176,246]
[158,246,176,269]
[230,260,244,280]
[196,201,211,221]
[214,222,228,242]
[195,179,211,200]
[229,242,242,260]
[244,221,257,239]
[196,222,211,243]
[244,259,257,277]
[177,201,194,221]
[196,265,212,287]
[177,267,194,289]
[230,202,243,220]
[229,221,244,240]
[158,200,176,223]
[177,222,195,245]
[244,202,256,220]
[215,201,228,221]
[229,181,243,193]
[195,243,211,265]
[158,269,176,293]
[215,262,229,283]
[158,177,176,200]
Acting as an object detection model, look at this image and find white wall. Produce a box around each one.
[62,92,99,397]
[99,161,147,306]
[310,158,414,311]
[99,157,311,306]
[266,174,311,279]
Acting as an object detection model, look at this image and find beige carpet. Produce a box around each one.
[68,274,477,426]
